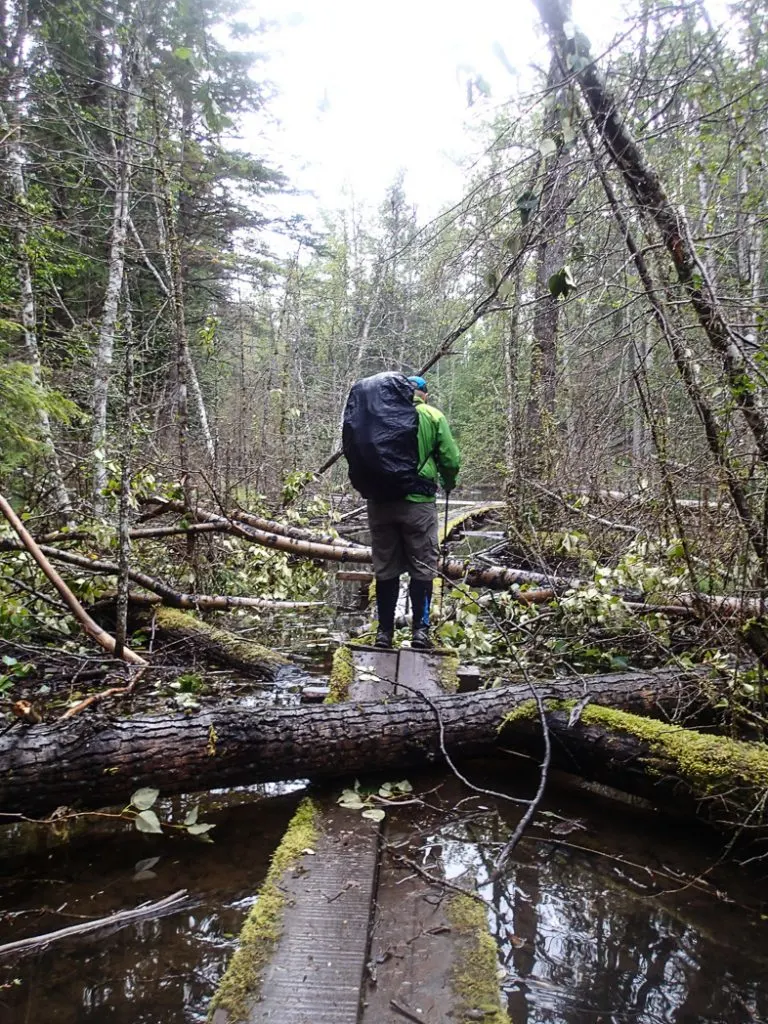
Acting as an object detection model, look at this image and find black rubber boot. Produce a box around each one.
[411,627,433,650]
[375,576,399,645]
[409,579,433,627]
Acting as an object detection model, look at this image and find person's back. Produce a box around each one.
[343,372,460,649]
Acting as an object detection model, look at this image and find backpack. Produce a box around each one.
[342,372,437,502]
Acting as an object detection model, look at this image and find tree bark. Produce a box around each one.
[0,12,70,512]
[91,37,146,511]
[0,667,715,817]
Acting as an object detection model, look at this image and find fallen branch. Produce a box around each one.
[0,539,323,610]
[0,890,188,958]
[142,496,369,550]
[60,665,148,720]
[0,494,147,667]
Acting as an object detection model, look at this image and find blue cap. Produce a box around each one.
[408,375,428,392]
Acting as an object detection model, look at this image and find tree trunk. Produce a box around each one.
[533,0,768,472]
[0,20,70,512]
[91,38,146,511]
[152,607,289,678]
[0,667,717,817]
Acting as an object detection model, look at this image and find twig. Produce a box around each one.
[389,848,494,912]
[390,999,427,1024]
[0,890,188,958]
[489,680,551,881]
[59,665,148,719]
[385,677,528,806]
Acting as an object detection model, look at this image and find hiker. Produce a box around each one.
[342,372,460,650]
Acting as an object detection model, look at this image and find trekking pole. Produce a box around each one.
[438,490,450,622]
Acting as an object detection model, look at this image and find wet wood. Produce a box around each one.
[151,608,289,679]
[504,708,768,837]
[0,667,713,817]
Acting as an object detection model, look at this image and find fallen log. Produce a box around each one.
[152,608,289,679]
[503,704,768,838]
[141,497,369,550]
[0,667,719,818]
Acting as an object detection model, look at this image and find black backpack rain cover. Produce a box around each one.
[342,372,436,501]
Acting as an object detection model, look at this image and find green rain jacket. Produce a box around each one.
[406,393,461,503]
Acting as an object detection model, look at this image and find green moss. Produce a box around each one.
[578,704,768,794]
[501,699,537,726]
[155,607,288,668]
[447,894,511,1024]
[327,645,355,704]
[441,502,503,543]
[207,799,318,1023]
[438,651,460,692]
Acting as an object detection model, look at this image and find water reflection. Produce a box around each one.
[399,783,768,1024]
[1,774,767,1023]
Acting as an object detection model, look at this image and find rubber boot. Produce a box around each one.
[375,576,399,648]
[409,579,433,649]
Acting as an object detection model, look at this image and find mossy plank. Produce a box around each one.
[207,799,319,1023]
[447,894,512,1024]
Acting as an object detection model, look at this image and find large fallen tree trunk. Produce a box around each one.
[0,667,730,821]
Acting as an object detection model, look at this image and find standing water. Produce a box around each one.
[0,765,766,1023]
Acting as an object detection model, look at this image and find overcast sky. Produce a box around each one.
[246,0,720,226]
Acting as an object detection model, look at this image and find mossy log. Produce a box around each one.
[152,608,289,679]
[504,702,768,836]
[0,666,721,818]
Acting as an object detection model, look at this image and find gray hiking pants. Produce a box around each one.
[367,499,439,581]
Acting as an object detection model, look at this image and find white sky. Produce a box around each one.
[245,0,721,226]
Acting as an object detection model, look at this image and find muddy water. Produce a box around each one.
[0,766,766,1024]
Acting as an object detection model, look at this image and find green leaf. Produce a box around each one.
[134,810,162,834]
[339,795,365,810]
[187,823,216,835]
[173,46,194,60]
[361,808,386,822]
[1,656,18,667]
[131,787,159,810]
[394,780,413,794]
[183,805,199,826]
[540,137,557,158]
[548,265,576,299]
